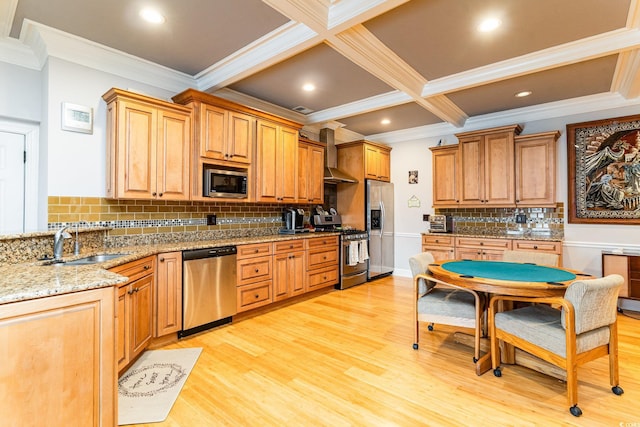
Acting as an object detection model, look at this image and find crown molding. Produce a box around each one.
[0,37,39,69]
[213,87,307,123]
[611,49,640,98]
[195,21,320,91]
[0,0,18,37]
[369,92,640,144]
[18,20,195,92]
[422,28,640,98]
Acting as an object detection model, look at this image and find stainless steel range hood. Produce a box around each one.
[320,128,358,184]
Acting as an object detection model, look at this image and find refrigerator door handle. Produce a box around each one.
[380,201,384,236]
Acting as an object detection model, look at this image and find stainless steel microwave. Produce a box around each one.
[204,168,248,198]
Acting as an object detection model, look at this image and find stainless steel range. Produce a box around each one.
[311,206,369,290]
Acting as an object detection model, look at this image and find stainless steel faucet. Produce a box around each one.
[53,226,71,260]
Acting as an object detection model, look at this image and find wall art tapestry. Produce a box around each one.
[567,114,640,224]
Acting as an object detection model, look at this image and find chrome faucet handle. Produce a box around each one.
[53,226,72,260]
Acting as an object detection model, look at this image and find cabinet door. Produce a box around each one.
[279,126,299,203]
[515,132,558,206]
[291,251,306,296]
[483,131,515,205]
[273,253,290,302]
[422,245,455,261]
[459,136,484,205]
[227,111,254,164]
[129,274,154,359]
[0,288,115,427]
[200,104,227,160]
[365,145,380,180]
[431,146,459,206]
[297,143,311,203]
[116,284,128,371]
[297,142,325,204]
[157,108,191,200]
[377,149,391,182]
[156,252,182,337]
[116,100,157,199]
[256,120,278,202]
[456,247,483,260]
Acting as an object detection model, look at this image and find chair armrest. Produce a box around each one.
[489,294,576,334]
[414,273,484,302]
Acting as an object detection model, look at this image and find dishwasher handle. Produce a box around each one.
[183,246,237,261]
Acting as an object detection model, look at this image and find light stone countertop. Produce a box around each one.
[0,232,340,306]
[422,231,563,242]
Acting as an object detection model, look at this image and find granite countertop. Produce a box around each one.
[422,230,563,242]
[0,232,340,306]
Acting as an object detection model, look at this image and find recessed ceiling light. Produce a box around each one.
[515,90,532,98]
[477,17,501,32]
[302,83,315,92]
[140,8,165,24]
[381,118,391,125]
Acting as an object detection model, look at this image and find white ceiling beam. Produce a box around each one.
[0,0,18,37]
[612,0,640,99]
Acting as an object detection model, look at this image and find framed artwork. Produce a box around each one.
[567,114,640,224]
[408,170,418,184]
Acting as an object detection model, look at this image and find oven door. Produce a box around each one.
[341,240,368,276]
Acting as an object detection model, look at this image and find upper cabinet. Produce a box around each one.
[364,143,391,182]
[457,125,521,206]
[430,125,559,208]
[297,137,325,204]
[430,145,459,207]
[198,104,254,164]
[255,119,299,203]
[103,88,191,201]
[515,131,560,207]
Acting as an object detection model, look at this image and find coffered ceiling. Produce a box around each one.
[2,0,640,141]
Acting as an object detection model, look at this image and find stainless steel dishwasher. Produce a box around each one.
[180,246,237,337]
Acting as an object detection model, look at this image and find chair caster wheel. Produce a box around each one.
[493,368,501,377]
[413,343,418,350]
[473,357,478,363]
[427,324,434,331]
[612,385,624,395]
[569,405,582,417]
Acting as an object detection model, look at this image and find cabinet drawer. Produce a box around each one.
[306,236,339,249]
[422,234,454,246]
[237,243,273,259]
[307,247,339,270]
[512,240,561,253]
[306,266,338,291]
[109,256,155,283]
[455,237,512,250]
[274,239,305,253]
[237,256,272,286]
[237,281,273,312]
[422,245,455,261]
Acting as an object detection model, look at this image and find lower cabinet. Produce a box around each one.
[0,287,116,426]
[273,240,306,301]
[455,236,511,260]
[155,251,182,337]
[306,236,339,291]
[421,234,455,261]
[111,256,155,373]
[236,242,274,312]
[512,239,563,266]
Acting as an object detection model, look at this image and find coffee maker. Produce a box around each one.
[280,208,307,234]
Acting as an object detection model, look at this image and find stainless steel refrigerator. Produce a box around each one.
[366,180,394,280]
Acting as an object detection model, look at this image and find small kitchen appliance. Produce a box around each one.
[310,205,342,231]
[430,214,453,233]
[280,208,306,234]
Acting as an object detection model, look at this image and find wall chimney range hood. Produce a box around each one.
[320,128,358,184]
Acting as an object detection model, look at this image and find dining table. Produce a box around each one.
[427,259,593,376]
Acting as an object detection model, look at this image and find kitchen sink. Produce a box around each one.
[43,253,130,266]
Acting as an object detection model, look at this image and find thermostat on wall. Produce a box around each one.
[61,102,93,134]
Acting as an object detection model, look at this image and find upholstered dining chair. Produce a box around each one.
[409,252,484,362]
[489,274,624,417]
[501,249,559,267]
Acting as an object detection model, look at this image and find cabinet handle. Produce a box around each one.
[255,294,260,299]
[160,257,165,262]
[255,249,259,253]
[128,288,134,295]
[533,245,538,250]
[159,192,163,197]
[255,268,259,273]
[144,265,150,270]
[152,192,157,196]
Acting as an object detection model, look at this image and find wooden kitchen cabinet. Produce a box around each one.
[255,119,300,203]
[236,242,273,312]
[306,236,339,291]
[456,125,521,206]
[273,240,306,301]
[515,131,560,206]
[197,104,253,164]
[365,143,391,182]
[603,252,640,300]
[0,287,116,427]
[110,256,155,372]
[298,137,325,204]
[455,236,512,260]
[421,234,455,261]
[337,140,392,230]
[155,251,182,337]
[103,88,191,201]
[430,145,460,207]
[512,239,563,265]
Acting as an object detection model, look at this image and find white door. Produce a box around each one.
[0,131,25,234]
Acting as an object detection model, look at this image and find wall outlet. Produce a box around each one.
[206,214,217,225]
[422,214,430,222]
[515,214,527,224]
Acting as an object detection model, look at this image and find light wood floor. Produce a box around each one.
[129,276,640,427]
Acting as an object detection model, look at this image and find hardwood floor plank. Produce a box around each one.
[125,276,640,426]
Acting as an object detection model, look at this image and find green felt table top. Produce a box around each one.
[442,260,577,283]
